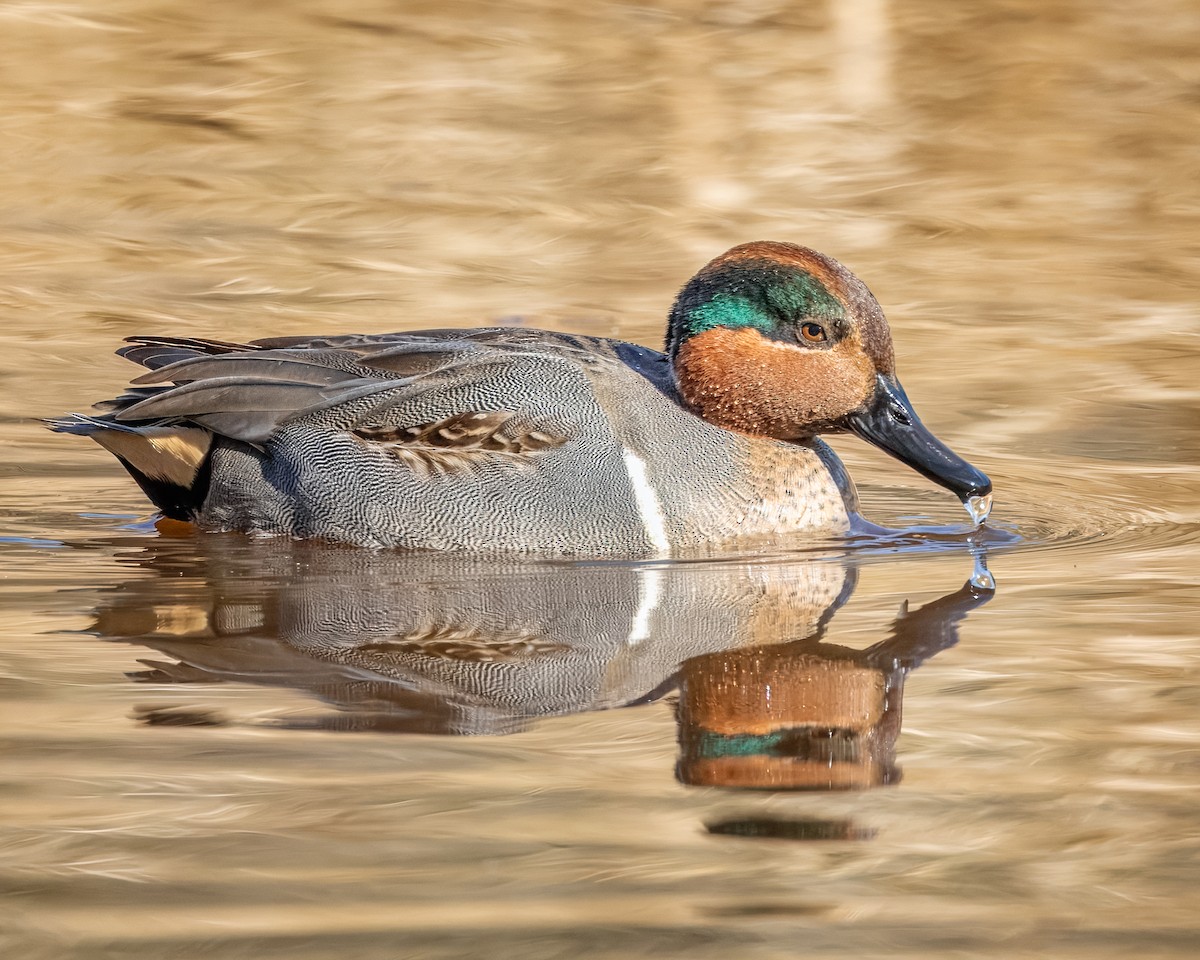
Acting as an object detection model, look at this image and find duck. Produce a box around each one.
[51,241,992,557]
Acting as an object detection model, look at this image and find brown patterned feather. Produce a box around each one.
[352,411,567,476]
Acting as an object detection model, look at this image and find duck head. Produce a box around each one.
[667,241,992,517]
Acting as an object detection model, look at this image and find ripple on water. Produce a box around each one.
[844,472,1200,573]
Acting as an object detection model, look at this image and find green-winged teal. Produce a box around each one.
[52,241,992,556]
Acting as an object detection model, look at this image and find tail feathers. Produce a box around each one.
[45,413,120,436]
[48,414,214,521]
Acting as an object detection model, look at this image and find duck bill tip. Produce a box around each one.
[845,375,993,522]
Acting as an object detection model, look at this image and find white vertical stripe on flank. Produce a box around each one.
[621,448,670,554]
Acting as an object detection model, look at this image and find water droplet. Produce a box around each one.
[965,492,993,526]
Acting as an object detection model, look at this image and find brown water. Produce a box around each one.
[2,1,1198,957]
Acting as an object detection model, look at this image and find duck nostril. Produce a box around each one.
[888,403,912,426]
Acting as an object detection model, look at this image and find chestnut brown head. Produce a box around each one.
[668,241,991,508]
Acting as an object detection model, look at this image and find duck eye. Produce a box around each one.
[800,322,827,344]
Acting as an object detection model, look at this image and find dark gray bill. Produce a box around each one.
[844,374,992,508]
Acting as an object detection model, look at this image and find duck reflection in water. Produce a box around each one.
[92,536,991,792]
[677,576,989,792]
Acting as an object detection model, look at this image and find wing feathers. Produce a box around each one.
[117,335,261,370]
[115,377,331,420]
[85,329,586,454]
[131,356,364,387]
